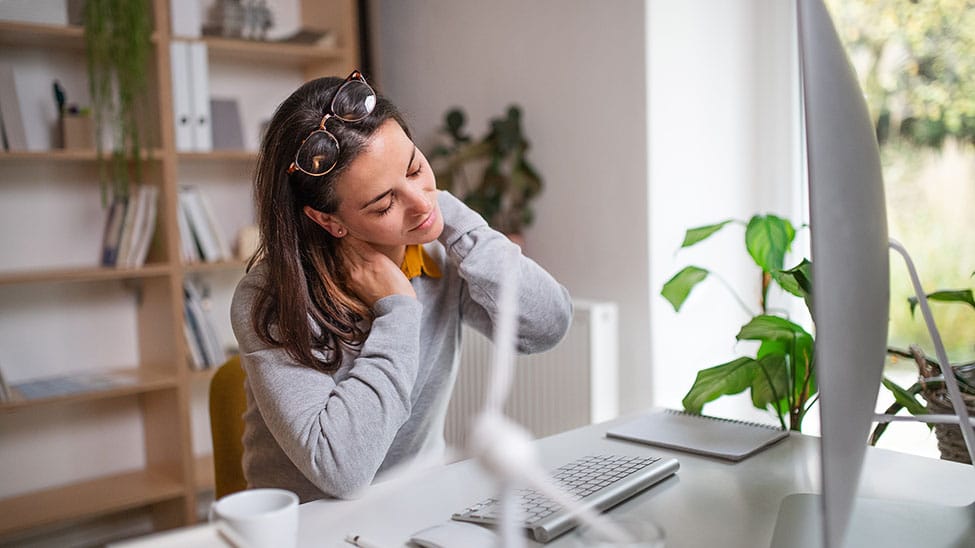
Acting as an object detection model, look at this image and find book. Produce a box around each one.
[127,185,160,267]
[11,371,138,401]
[179,186,223,262]
[176,197,203,263]
[0,62,28,151]
[100,196,129,266]
[183,300,208,370]
[210,98,244,150]
[0,361,11,403]
[195,187,232,260]
[606,408,789,462]
[183,278,227,368]
[116,188,148,267]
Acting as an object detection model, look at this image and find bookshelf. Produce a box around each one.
[0,0,360,542]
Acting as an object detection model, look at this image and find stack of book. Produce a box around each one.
[100,185,160,268]
[177,185,233,264]
[183,278,227,370]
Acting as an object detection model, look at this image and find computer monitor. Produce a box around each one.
[771,1,975,547]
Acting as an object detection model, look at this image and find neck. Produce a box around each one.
[375,243,407,266]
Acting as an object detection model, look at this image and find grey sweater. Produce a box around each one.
[230,190,572,502]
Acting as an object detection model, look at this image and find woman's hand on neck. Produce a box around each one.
[338,237,414,305]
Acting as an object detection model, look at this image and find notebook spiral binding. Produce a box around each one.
[664,408,785,430]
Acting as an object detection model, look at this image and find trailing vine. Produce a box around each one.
[84,0,152,203]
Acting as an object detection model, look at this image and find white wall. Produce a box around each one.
[372,0,801,418]
[370,0,653,412]
[647,0,802,421]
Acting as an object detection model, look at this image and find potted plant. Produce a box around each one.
[83,0,152,203]
[429,105,543,242]
[661,215,816,431]
[869,285,975,463]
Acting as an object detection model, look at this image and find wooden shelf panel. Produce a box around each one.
[177,150,258,162]
[0,369,179,413]
[0,21,84,49]
[202,35,343,65]
[0,469,184,537]
[0,149,164,163]
[0,264,172,286]
[182,260,248,274]
[189,368,218,383]
[195,454,215,492]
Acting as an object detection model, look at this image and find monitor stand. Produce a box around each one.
[770,494,975,548]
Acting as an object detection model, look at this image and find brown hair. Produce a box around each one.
[248,74,410,373]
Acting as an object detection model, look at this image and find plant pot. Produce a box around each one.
[915,354,975,464]
[919,384,975,464]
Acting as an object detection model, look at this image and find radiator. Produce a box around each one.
[444,299,619,449]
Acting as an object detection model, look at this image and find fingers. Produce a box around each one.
[337,237,416,304]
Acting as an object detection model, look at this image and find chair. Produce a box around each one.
[209,354,248,499]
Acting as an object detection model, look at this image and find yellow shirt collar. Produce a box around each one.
[400,244,442,280]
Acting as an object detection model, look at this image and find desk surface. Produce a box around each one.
[297,411,975,548]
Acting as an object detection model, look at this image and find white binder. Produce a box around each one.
[188,42,212,152]
[169,0,202,38]
[169,41,194,151]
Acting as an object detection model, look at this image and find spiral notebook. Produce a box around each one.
[606,408,789,462]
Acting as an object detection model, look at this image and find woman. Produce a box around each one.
[230,71,572,502]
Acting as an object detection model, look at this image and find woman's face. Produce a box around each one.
[319,119,443,256]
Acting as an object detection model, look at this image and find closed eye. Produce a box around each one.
[375,195,395,216]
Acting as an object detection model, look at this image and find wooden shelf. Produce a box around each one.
[0,264,172,286]
[177,150,258,162]
[0,0,360,541]
[195,454,215,492]
[182,260,248,274]
[0,469,185,537]
[203,35,343,65]
[0,21,84,49]
[0,149,164,163]
[189,368,218,383]
[0,369,179,413]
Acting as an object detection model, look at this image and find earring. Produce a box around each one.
[335,228,345,237]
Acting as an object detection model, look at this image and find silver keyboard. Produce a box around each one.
[451,454,680,543]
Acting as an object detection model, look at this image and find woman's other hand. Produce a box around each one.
[339,237,416,305]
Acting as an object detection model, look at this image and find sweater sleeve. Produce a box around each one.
[436,190,573,354]
[231,274,422,499]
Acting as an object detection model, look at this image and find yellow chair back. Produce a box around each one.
[209,354,248,499]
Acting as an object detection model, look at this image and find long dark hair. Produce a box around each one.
[249,74,410,373]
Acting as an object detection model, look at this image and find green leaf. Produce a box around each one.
[661,266,709,311]
[745,215,796,272]
[773,259,814,317]
[749,353,790,411]
[680,220,733,248]
[737,315,812,344]
[774,259,813,297]
[445,108,467,141]
[908,289,975,317]
[682,357,758,413]
[881,377,929,416]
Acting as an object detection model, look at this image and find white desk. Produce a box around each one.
[298,411,974,548]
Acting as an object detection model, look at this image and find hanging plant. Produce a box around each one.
[84,0,152,203]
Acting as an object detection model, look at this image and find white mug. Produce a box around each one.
[209,488,300,548]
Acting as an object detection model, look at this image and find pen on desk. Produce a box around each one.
[345,533,386,548]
